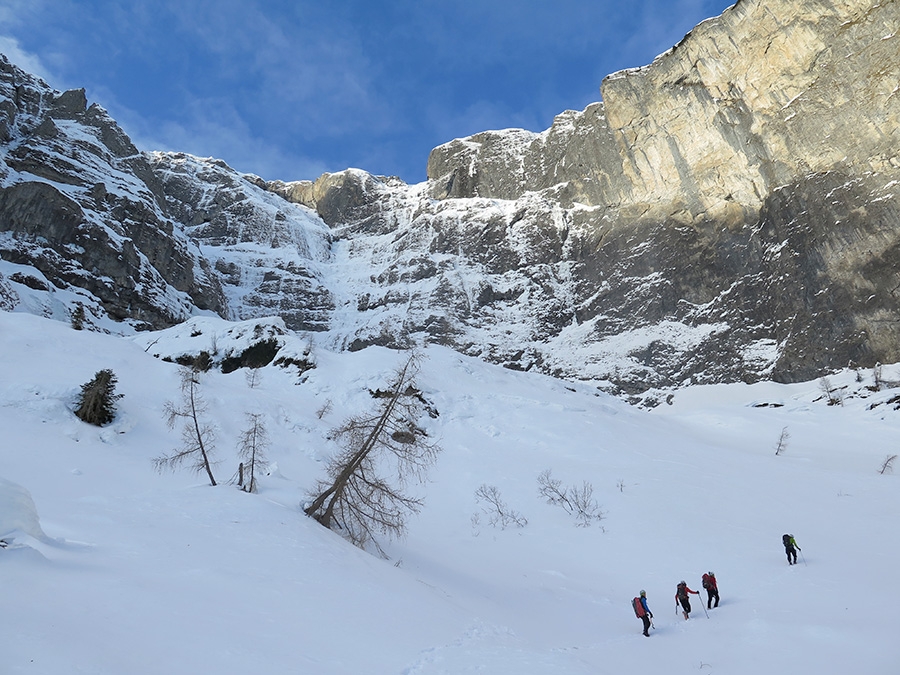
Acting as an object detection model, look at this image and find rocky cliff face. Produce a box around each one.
[274,0,900,394]
[0,55,225,330]
[427,0,898,213]
[148,152,334,332]
[1,0,898,399]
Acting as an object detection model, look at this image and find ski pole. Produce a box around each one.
[699,595,709,619]
[799,548,807,566]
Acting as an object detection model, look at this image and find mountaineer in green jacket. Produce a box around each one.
[783,533,801,565]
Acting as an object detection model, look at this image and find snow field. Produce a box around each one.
[1,311,898,673]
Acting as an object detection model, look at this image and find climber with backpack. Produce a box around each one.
[675,580,700,619]
[701,571,719,609]
[783,533,801,565]
[632,590,653,637]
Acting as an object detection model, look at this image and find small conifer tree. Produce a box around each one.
[74,369,122,426]
[71,303,86,330]
[775,426,790,456]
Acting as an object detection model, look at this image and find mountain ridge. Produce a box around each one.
[2,0,899,399]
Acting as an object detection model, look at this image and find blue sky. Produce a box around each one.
[0,0,734,183]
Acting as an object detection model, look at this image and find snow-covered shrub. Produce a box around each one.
[537,469,605,527]
[474,484,527,529]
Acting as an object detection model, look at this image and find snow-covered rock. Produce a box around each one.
[148,152,334,332]
[0,477,49,543]
[2,0,900,399]
[0,54,225,331]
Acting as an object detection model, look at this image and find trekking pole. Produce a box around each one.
[699,596,709,619]
[799,548,807,566]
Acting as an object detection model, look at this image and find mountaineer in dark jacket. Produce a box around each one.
[675,580,700,619]
[783,534,801,565]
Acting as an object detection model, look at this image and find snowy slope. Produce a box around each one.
[1,310,899,674]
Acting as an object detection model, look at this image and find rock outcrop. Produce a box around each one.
[0,55,225,330]
[149,152,334,332]
[427,0,899,214]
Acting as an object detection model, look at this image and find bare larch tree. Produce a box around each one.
[237,412,269,493]
[156,365,218,486]
[304,352,440,552]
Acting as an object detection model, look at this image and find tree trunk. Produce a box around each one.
[189,375,217,486]
[305,357,412,527]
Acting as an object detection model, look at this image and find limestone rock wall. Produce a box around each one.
[302,0,900,394]
[427,0,900,219]
[0,55,226,329]
[150,152,335,332]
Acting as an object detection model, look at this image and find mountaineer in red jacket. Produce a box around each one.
[675,580,700,619]
[701,572,719,609]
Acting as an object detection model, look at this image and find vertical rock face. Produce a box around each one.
[304,0,900,394]
[0,54,225,330]
[427,0,899,216]
[149,152,334,332]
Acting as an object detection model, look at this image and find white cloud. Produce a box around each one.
[152,116,330,182]
[99,88,329,182]
[0,35,55,84]
[161,0,390,134]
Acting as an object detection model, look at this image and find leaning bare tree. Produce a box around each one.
[304,352,440,553]
[155,364,218,486]
[774,426,790,456]
[236,412,269,493]
[878,454,897,475]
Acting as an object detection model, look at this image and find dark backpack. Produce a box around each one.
[676,582,687,599]
[783,533,792,547]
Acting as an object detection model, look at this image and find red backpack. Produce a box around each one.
[632,597,646,617]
